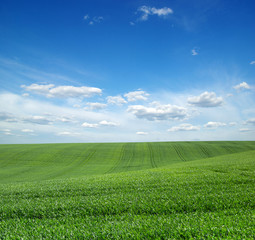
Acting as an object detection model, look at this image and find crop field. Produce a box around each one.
[0,141,255,239]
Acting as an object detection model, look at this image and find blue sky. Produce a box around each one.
[0,0,255,143]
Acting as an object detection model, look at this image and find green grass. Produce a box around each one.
[0,141,255,239]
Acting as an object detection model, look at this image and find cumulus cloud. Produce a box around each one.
[107,96,127,105]
[136,131,148,135]
[128,103,188,121]
[124,90,149,102]
[168,123,200,132]
[233,82,251,90]
[204,121,227,129]
[138,6,173,21]
[21,84,102,98]
[85,102,107,110]
[188,92,223,107]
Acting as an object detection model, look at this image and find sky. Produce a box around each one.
[0,0,255,143]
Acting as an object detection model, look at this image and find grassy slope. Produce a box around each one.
[0,141,255,239]
[0,141,255,183]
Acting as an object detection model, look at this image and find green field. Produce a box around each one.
[0,141,255,239]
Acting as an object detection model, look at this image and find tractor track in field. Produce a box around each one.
[172,144,186,162]
[106,144,126,174]
[147,143,157,168]
[197,144,212,158]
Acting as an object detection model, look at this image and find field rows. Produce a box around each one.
[0,141,255,183]
[0,147,255,239]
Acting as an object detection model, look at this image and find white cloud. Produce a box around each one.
[168,123,200,132]
[244,118,255,125]
[107,95,127,105]
[2,129,11,132]
[128,103,188,121]
[84,15,89,20]
[188,92,223,107]
[81,122,98,128]
[239,128,251,132]
[138,6,173,21]
[4,131,14,135]
[204,121,227,129]
[82,120,119,128]
[136,131,148,135]
[124,90,149,102]
[250,61,255,65]
[56,131,80,136]
[85,102,107,110]
[0,112,17,122]
[21,129,34,133]
[191,48,198,56]
[233,82,251,90]
[21,84,54,95]
[22,93,29,97]
[85,16,104,25]
[229,122,237,126]
[99,120,119,127]
[21,84,102,98]
[93,16,104,23]
[23,116,52,125]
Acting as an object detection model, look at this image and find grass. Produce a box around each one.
[0,141,255,239]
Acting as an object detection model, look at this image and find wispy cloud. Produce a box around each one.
[233,82,251,90]
[168,123,200,132]
[56,131,81,136]
[137,6,173,21]
[191,48,198,56]
[239,128,251,132]
[83,14,104,25]
[188,92,223,107]
[21,129,34,133]
[83,15,89,20]
[0,112,17,122]
[244,118,255,125]
[136,131,148,135]
[250,61,255,65]
[23,116,53,125]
